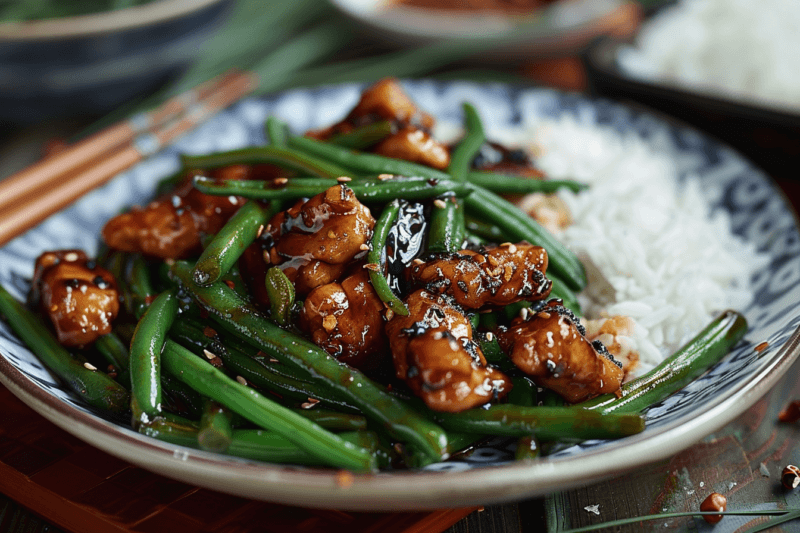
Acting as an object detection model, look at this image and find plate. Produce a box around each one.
[327,0,642,62]
[1,81,799,511]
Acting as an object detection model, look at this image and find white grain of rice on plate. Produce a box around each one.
[482,117,769,376]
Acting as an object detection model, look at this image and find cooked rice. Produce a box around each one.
[477,116,769,375]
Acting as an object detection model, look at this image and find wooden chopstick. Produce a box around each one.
[0,70,258,247]
[0,70,245,217]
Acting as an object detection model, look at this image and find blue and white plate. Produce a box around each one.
[0,81,798,511]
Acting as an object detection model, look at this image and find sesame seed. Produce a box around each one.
[83,362,97,371]
[412,258,425,266]
[377,173,393,181]
[755,341,769,352]
[508,244,517,253]
[236,376,248,386]
[64,252,79,262]
[262,250,271,264]
[433,199,447,209]
[486,332,494,342]
[203,349,216,360]
[256,224,265,238]
[50,304,58,312]
[519,308,529,320]
[537,311,551,319]
[265,224,272,233]
[385,308,394,321]
[487,256,499,267]
[336,176,352,183]
[363,263,380,272]
[273,177,288,186]
[500,242,512,248]
[359,243,370,251]
[327,230,337,239]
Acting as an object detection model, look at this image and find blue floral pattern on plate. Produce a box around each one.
[1,81,798,477]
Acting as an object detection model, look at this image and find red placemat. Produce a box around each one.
[0,384,475,533]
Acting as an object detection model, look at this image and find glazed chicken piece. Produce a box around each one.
[308,78,450,169]
[265,184,374,296]
[386,289,511,412]
[497,300,623,403]
[300,270,388,372]
[407,243,552,310]
[517,193,572,235]
[102,165,250,259]
[30,250,119,347]
[373,126,450,169]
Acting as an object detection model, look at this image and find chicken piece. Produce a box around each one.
[373,127,450,170]
[497,300,623,403]
[386,289,511,412]
[584,315,640,375]
[266,184,374,295]
[407,243,552,309]
[31,250,119,347]
[517,193,572,234]
[347,77,435,131]
[102,165,250,259]
[300,270,388,371]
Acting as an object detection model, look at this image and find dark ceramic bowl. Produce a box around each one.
[583,37,800,182]
[0,0,233,124]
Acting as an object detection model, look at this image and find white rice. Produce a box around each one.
[481,117,769,375]
[617,0,800,111]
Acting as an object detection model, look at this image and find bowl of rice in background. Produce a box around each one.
[582,0,800,182]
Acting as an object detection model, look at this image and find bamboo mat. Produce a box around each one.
[0,384,475,533]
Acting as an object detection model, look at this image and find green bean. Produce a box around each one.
[467,171,588,195]
[507,376,537,407]
[450,103,486,184]
[430,405,644,441]
[464,185,587,291]
[198,398,234,453]
[0,284,129,414]
[577,310,748,415]
[168,316,362,413]
[138,413,200,448]
[93,332,130,373]
[181,145,351,178]
[367,199,409,316]
[127,254,157,319]
[170,261,449,462]
[465,216,505,242]
[129,289,178,424]
[426,195,465,253]
[161,340,377,471]
[193,201,275,286]
[265,116,288,147]
[288,134,449,181]
[161,372,204,420]
[327,120,394,149]
[428,103,483,253]
[290,408,368,431]
[265,267,295,326]
[192,175,472,203]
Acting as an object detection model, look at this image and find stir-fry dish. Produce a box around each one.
[0,78,749,472]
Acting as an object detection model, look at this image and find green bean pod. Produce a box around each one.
[192,175,472,203]
[169,261,449,462]
[327,120,394,149]
[181,145,351,178]
[265,116,289,147]
[290,408,368,431]
[577,310,748,415]
[430,404,645,441]
[93,332,130,374]
[367,199,409,316]
[0,284,130,414]
[467,172,588,195]
[161,340,377,471]
[129,289,178,424]
[193,201,275,286]
[265,267,295,326]
[198,398,234,453]
[464,185,587,291]
[288,134,449,182]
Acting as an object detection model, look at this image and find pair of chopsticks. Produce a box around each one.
[0,69,257,247]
